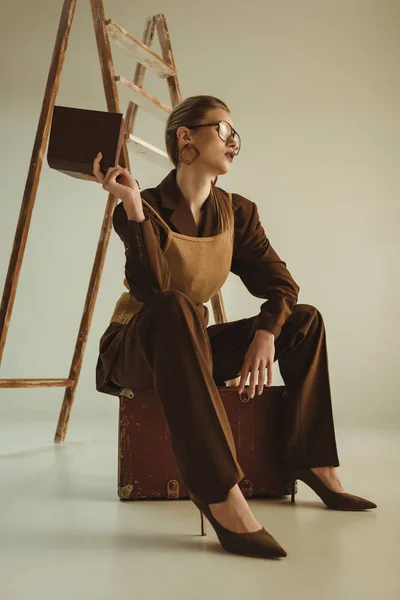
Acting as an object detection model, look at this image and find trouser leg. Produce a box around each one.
[134,290,245,504]
[207,303,340,470]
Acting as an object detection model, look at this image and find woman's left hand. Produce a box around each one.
[237,330,275,397]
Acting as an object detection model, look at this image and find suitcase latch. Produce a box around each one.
[239,390,251,403]
[121,388,134,398]
[167,480,180,499]
[240,479,253,497]
[118,484,133,499]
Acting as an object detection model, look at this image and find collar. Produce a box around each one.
[159,168,213,210]
[158,168,215,236]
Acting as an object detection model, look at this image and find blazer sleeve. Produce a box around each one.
[230,192,300,341]
[112,200,171,301]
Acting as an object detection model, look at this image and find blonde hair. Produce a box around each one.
[165,95,234,234]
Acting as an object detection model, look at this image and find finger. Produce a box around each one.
[103,166,124,186]
[237,361,249,394]
[266,359,273,387]
[248,362,259,398]
[102,168,126,193]
[257,360,267,394]
[92,152,104,182]
[81,173,98,182]
[116,164,134,178]
[237,369,244,394]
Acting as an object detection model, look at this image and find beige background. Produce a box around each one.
[0,0,399,430]
[1,3,399,599]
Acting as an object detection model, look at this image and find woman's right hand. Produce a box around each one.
[92,152,143,218]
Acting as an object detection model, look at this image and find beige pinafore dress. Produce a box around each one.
[96,190,234,395]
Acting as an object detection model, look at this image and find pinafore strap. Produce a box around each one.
[140,197,172,233]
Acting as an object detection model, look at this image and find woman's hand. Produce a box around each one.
[92,152,142,217]
[237,330,275,398]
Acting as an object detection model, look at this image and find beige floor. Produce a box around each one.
[0,414,398,600]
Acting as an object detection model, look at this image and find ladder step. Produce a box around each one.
[126,134,171,168]
[106,19,176,79]
[116,76,171,122]
[0,378,74,388]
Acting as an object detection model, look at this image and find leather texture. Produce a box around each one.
[118,384,294,501]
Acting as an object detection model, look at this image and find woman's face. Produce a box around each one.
[177,107,240,176]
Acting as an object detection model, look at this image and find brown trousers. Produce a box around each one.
[112,290,340,504]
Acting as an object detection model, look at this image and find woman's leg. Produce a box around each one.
[276,304,340,470]
[132,290,246,505]
[207,303,340,471]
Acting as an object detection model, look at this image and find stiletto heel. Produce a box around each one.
[189,493,287,559]
[290,480,296,504]
[200,510,207,536]
[288,468,377,511]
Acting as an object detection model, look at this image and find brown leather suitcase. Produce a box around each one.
[47,105,126,181]
[118,384,295,501]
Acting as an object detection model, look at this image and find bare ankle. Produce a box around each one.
[209,484,243,507]
[208,484,262,533]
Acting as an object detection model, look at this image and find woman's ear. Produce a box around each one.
[176,125,192,145]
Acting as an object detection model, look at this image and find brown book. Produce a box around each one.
[47,105,126,181]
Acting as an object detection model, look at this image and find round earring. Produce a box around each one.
[179,143,200,165]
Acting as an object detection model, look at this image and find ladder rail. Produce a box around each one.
[54,0,132,443]
[125,16,157,136]
[0,0,78,365]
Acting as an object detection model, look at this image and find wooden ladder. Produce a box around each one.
[0,0,239,444]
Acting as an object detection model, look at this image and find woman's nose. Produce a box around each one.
[227,140,238,153]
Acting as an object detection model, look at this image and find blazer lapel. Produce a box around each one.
[159,169,216,237]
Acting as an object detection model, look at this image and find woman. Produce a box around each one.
[93,95,376,560]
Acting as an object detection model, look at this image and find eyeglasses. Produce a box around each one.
[186,120,241,155]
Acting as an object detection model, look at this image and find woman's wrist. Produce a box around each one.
[127,211,145,222]
[123,195,145,222]
[255,328,275,341]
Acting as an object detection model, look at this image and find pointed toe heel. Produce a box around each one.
[190,494,287,559]
[288,468,377,511]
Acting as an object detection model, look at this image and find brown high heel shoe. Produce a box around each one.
[288,468,377,511]
[189,493,287,559]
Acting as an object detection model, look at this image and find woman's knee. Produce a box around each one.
[293,303,323,324]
